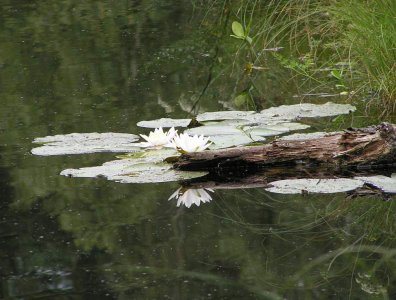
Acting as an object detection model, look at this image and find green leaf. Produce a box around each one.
[31,132,140,156]
[137,118,191,128]
[355,174,396,194]
[61,161,207,184]
[231,21,245,38]
[230,34,245,40]
[233,92,251,108]
[266,178,364,194]
[208,134,265,149]
[331,69,342,80]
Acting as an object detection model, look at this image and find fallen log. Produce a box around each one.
[174,123,396,171]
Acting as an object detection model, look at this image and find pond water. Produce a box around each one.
[1,1,396,299]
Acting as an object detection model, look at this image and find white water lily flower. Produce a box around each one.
[171,133,211,153]
[168,187,214,208]
[139,127,177,148]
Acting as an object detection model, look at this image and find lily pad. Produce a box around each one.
[265,178,364,194]
[137,118,192,128]
[256,102,356,121]
[209,134,265,150]
[113,165,207,184]
[183,124,267,149]
[184,125,245,136]
[201,119,251,126]
[355,174,396,193]
[246,122,310,137]
[195,103,355,125]
[116,148,178,162]
[61,161,207,184]
[32,132,140,156]
[196,111,255,122]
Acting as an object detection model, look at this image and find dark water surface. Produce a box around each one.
[0,1,395,299]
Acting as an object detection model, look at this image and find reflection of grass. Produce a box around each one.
[104,264,283,300]
[212,188,396,294]
[291,243,393,296]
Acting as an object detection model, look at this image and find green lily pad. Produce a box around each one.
[116,148,179,162]
[32,132,140,156]
[113,164,207,184]
[183,124,267,149]
[265,178,364,194]
[209,134,265,149]
[256,102,356,121]
[195,103,355,125]
[183,121,310,148]
[245,127,284,137]
[137,118,192,128]
[245,122,310,137]
[355,174,396,193]
[201,119,251,126]
[185,125,245,136]
[196,111,255,122]
[61,161,207,184]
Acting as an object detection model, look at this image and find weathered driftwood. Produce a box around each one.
[174,123,396,171]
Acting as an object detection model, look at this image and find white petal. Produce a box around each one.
[168,187,182,200]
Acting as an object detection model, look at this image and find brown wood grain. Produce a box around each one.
[174,123,396,171]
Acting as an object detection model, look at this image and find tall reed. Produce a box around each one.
[331,0,396,111]
[210,0,396,112]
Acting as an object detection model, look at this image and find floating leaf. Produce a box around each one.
[61,161,207,184]
[209,134,265,149]
[137,118,192,128]
[231,21,245,38]
[184,125,244,136]
[183,123,267,149]
[196,111,255,122]
[245,127,283,137]
[355,174,396,193]
[246,122,310,137]
[256,102,356,121]
[113,164,207,184]
[185,120,309,149]
[265,178,364,194]
[201,119,251,126]
[32,133,140,156]
[196,103,356,124]
[116,148,178,162]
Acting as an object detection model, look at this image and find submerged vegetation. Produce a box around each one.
[203,0,396,114]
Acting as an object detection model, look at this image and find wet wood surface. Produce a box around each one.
[174,123,396,171]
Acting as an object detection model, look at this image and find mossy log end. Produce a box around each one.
[174,123,396,171]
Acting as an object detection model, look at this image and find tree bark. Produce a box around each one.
[174,123,396,171]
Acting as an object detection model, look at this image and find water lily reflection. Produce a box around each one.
[140,127,177,149]
[168,187,214,208]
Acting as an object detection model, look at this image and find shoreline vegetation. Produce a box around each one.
[201,0,396,117]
